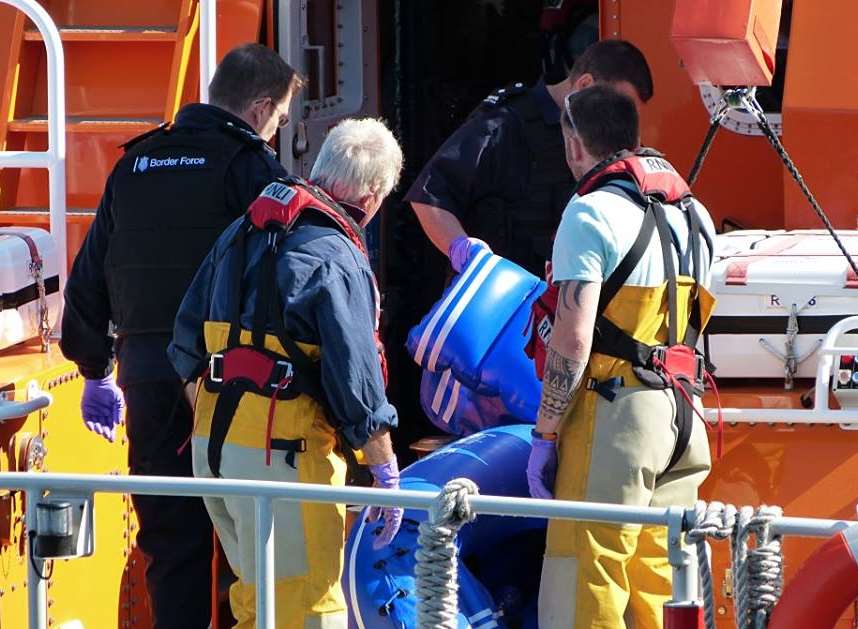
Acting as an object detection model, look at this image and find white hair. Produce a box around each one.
[310,118,403,204]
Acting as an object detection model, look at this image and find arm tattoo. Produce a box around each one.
[538,346,586,426]
[556,281,589,321]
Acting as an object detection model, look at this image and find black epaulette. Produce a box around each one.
[120,122,170,151]
[482,82,528,108]
[222,121,276,157]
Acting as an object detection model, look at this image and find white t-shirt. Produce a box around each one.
[552,182,716,289]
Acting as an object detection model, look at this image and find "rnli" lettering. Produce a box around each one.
[261,182,297,203]
[640,157,676,174]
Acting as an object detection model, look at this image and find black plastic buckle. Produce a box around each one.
[695,353,706,383]
[270,438,307,469]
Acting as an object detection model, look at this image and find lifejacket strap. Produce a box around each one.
[207,382,245,478]
[270,438,307,469]
[226,221,249,349]
[597,204,657,318]
[660,377,695,478]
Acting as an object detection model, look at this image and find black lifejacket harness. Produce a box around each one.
[529,149,723,471]
[200,177,384,477]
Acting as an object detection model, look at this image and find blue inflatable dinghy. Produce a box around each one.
[407,251,544,436]
[345,425,545,628]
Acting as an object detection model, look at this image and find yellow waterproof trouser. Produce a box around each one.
[192,323,348,629]
[538,385,711,629]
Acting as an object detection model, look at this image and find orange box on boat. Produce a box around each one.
[671,0,783,86]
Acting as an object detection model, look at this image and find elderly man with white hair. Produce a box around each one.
[168,117,404,629]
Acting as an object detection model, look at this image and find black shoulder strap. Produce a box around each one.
[595,184,654,318]
[598,209,656,318]
[264,226,338,403]
[252,231,282,348]
[683,197,708,346]
[652,202,679,346]
[226,219,250,348]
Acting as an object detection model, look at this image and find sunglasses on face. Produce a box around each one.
[562,92,577,134]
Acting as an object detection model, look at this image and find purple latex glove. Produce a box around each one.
[526,436,558,499]
[367,459,404,550]
[448,236,491,273]
[81,376,124,443]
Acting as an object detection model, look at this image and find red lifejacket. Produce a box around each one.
[200,177,388,479]
[525,148,691,379]
[524,148,722,469]
[247,178,388,383]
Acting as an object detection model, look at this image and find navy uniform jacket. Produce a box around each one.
[404,80,562,237]
[60,104,288,386]
[168,214,398,450]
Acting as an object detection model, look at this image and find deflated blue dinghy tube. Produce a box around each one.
[420,369,522,436]
[407,251,544,434]
[344,425,545,629]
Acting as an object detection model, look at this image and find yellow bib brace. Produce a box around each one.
[193,322,348,629]
[188,178,380,628]
[540,278,715,629]
[538,154,717,629]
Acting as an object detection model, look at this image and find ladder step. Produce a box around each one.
[23,26,177,43]
[7,117,163,134]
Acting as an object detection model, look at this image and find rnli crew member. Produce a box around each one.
[527,86,715,628]
[405,40,654,278]
[59,44,303,628]
[168,118,404,628]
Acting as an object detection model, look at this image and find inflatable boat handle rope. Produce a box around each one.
[414,478,479,628]
[686,501,784,629]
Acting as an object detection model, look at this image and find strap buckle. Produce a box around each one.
[271,361,294,388]
[209,353,224,383]
[652,345,706,385]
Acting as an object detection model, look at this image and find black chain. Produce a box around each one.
[740,92,858,278]
[688,104,728,187]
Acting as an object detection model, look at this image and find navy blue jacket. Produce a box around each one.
[168,214,398,450]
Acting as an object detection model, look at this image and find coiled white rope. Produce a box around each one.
[733,505,784,629]
[686,501,784,629]
[414,478,479,629]
[686,501,737,629]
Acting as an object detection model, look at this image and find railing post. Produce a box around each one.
[255,497,275,628]
[664,506,704,629]
[2,0,67,290]
[199,0,217,103]
[26,488,47,629]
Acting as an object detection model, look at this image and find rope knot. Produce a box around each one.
[689,501,785,629]
[414,478,480,629]
[429,477,479,530]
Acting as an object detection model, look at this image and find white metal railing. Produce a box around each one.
[0,392,51,421]
[0,472,853,629]
[0,0,67,288]
[199,0,217,104]
[0,0,216,296]
[704,314,858,425]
